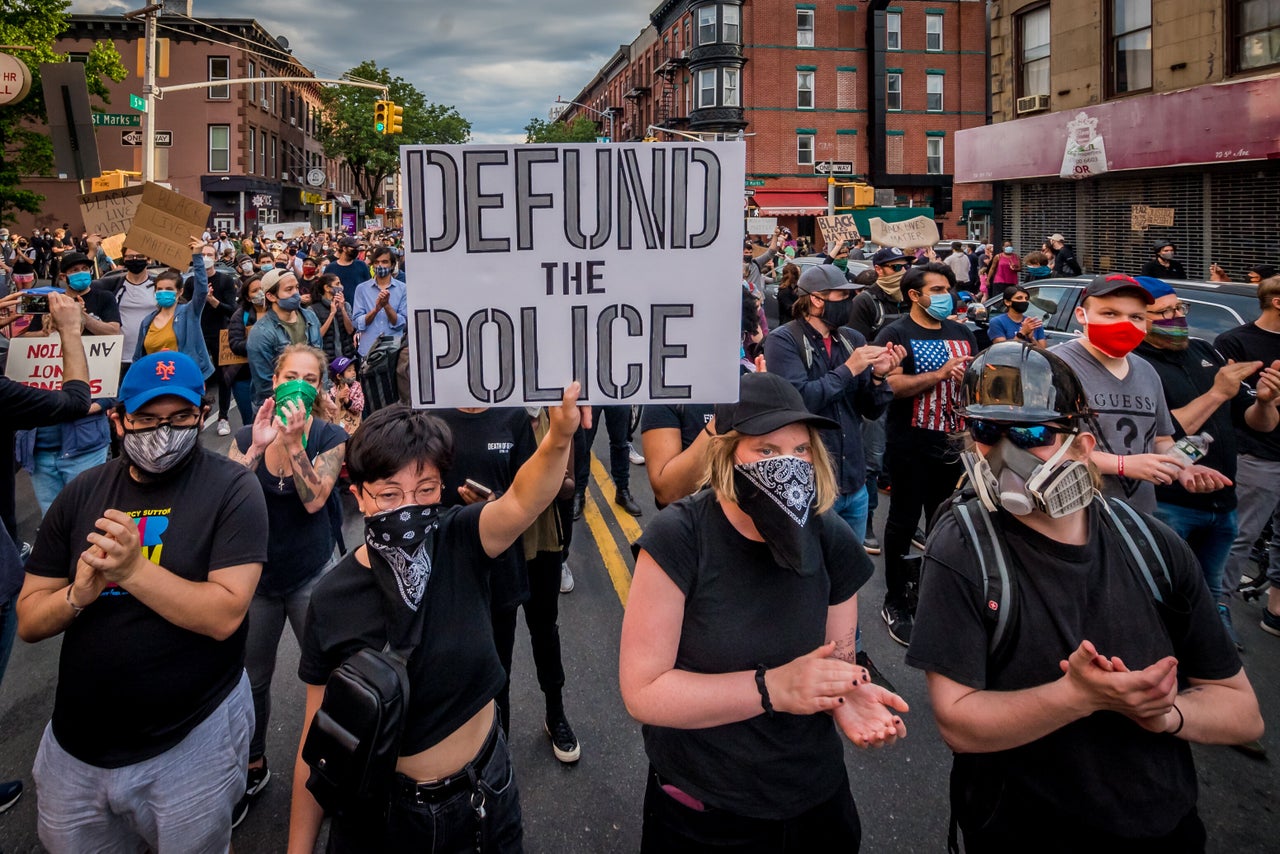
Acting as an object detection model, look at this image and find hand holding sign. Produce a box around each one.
[868,216,940,250]
[817,214,860,245]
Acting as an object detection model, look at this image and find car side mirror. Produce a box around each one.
[966,304,989,328]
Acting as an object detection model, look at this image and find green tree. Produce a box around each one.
[317,61,470,213]
[0,0,127,225]
[524,115,602,143]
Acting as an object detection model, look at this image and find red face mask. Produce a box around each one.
[1084,319,1147,358]
[302,265,317,277]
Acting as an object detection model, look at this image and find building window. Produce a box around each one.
[723,4,740,43]
[723,68,740,107]
[697,68,717,108]
[247,128,255,175]
[271,135,277,179]
[886,72,902,111]
[1235,0,1280,71]
[798,135,815,166]
[886,12,901,50]
[698,6,717,44]
[208,57,230,100]
[927,138,944,174]
[797,9,815,47]
[260,130,267,175]
[258,70,267,106]
[208,125,230,173]
[1018,5,1051,98]
[797,71,815,109]
[1109,0,1152,94]
[926,14,943,51]
[67,52,89,63]
[927,73,944,111]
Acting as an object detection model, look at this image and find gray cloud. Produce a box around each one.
[72,0,652,142]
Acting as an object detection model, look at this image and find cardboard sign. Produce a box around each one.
[1131,205,1175,231]
[78,186,144,238]
[745,216,776,234]
[869,215,940,249]
[124,182,212,269]
[218,329,247,366]
[817,213,860,244]
[400,142,747,407]
[4,334,125,397]
[99,233,126,263]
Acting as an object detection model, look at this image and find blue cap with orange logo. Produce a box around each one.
[118,352,205,412]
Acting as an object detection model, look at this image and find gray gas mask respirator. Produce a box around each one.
[962,432,1095,518]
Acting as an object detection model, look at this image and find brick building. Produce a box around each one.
[557,0,993,243]
[16,12,360,236]
[956,0,1280,278]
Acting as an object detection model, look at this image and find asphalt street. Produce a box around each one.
[1,418,1278,853]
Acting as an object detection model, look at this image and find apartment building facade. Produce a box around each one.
[956,0,1280,277]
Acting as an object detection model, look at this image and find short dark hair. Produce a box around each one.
[346,405,454,486]
[1003,285,1027,302]
[951,241,963,251]
[903,261,956,296]
[371,246,394,264]
[311,272,339,301]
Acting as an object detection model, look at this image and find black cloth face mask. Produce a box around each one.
[732,456,821,576]
[364,504,439,648]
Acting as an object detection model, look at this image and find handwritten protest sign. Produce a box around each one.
[400,142,746,407]
[869,215,939,249]
[817,213,860,244]
[1131,205,1175,231]
[4,334,125,397]
[218,329,247,366]
[78,186,144,238]
[124,182,211,269]
[100,233,125,262]
[746,216,776,234]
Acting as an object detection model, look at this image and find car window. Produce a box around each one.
[1184,298,1243,341]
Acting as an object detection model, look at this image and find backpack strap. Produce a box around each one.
[783,320,816,371]
[1098,497,1173,603]
[951,496,1016,657]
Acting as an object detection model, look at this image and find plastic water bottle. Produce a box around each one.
[1168,433,1212,466]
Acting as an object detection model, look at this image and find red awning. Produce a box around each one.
[752,191,828,215]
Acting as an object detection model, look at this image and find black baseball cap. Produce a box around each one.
[59,251,92,271]
[871,247,909,267]
[715,372,838,436]
[1083,273,1154,304]
[797,264,857,292]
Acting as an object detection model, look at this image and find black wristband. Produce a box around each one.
[1170,703,1184,735]
[754,664,775,717]
[704,423,714,437]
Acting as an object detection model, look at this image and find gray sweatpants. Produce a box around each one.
[1225,454,1280,586]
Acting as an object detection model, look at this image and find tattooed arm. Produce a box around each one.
[289,443,346,515]
[228,441,264,471]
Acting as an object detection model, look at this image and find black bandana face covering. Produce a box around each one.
[364,504,439,646]
[732,456,821,576]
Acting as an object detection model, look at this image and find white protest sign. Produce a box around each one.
[745,216,776,234]
[400,142,746,407]
[4,334,125,397]
[868,215,939,249]
[817,213,860,244]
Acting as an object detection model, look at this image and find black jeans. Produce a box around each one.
[959,806,1206,853]
[202,339,232,419]
[884,445,963,601]
[575,406,631,494]
[523,551,566,702]
[640,766,860,853]
[489,604,518,734]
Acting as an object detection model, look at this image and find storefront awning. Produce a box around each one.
[752,190,829,216]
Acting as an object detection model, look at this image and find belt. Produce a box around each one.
[392,718,500,806]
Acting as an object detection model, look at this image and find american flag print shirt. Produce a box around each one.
[908,338,972,433]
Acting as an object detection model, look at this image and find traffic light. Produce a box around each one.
[387,102,404,135]
[374,100,390,134]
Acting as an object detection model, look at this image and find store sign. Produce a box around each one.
[251,193,278,208]
[400,142,746,407]
[0,53,33,107]
[1059,113,1108,180]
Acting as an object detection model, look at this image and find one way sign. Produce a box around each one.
[120,130,172,147]
[815,161,854,175]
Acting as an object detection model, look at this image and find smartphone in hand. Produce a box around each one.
[464,478,494,498]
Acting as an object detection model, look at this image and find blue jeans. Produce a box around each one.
[1154,503,1238,601]
[862,413,886,516]
[232,377,254,428]
[0,598,16,687]
[833,489,869,547]
[31,447,109,516]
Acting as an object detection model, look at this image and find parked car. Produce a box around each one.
[759,254,873,327]
[974,277,1262,347]
[933,240,984,260]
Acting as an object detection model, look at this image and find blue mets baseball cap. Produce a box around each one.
[118,351,205,412]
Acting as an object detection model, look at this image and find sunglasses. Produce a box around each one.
[968,419,1074,449]
[883,263,909,272]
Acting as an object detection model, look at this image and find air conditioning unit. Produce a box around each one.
[1015,94,1050,114]
[281,171,289,181]
[289,117,296,126]
[680,49,689,59]
[261,98,270,109]
[329,181,336,189]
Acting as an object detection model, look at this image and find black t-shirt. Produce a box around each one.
[906,505,1240,840]
[1139,258,1188,280]
[1215,322,1280,461]
[183,270,239,340]
[874,315,977,457]
[434,408,537,609]
[26,449,268,768]
[25,288,121,334]
[640,403,715,451]
[635,490,869,819]
[331,259,371,305]
[299,503,507,755]
[234,419,347,594]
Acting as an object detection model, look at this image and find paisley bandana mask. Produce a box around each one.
[732,456,821,576]
[364,504,439,645]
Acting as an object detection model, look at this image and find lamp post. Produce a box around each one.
[554,97,614,142]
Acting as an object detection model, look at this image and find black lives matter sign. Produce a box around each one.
[400,143,745,407]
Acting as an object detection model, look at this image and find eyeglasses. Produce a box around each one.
[968,419,1073,449]
[125,410,201,430]
[363,483,441,512]
[1146,303,1189,320]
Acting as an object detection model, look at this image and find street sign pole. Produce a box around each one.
[141,7,157,183]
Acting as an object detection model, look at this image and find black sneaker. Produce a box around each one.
[545,711,581,764]
[245,761,271,798]
[1261,607,1280,638]
[856,650,897,695]
[0,779,22,814]
[231,794,249,829]
[910,528,927,551]
[863,522,881,556]
[881,597,915,647]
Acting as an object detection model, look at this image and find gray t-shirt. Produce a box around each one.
[1051,338,1175,512]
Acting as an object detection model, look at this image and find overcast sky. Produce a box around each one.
[71,0,653,142]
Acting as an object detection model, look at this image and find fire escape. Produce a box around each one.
[653,48,689,131]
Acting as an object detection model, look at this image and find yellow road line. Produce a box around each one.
[582,491,631,607]
[589,453,644,543]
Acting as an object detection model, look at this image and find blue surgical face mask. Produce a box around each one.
[66,271,92,291]
[924,293,953,321]
[259,263,274,272]
[1003,246,1015,255]
[155,290,178,308]
[276,294,302,312]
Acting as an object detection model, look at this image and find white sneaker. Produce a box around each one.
[560,561,575,594]
[627,442,645,465]
[216,419,231,436]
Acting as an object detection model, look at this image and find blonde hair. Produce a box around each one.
[701,427,838,514]
[273,343,337,423]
